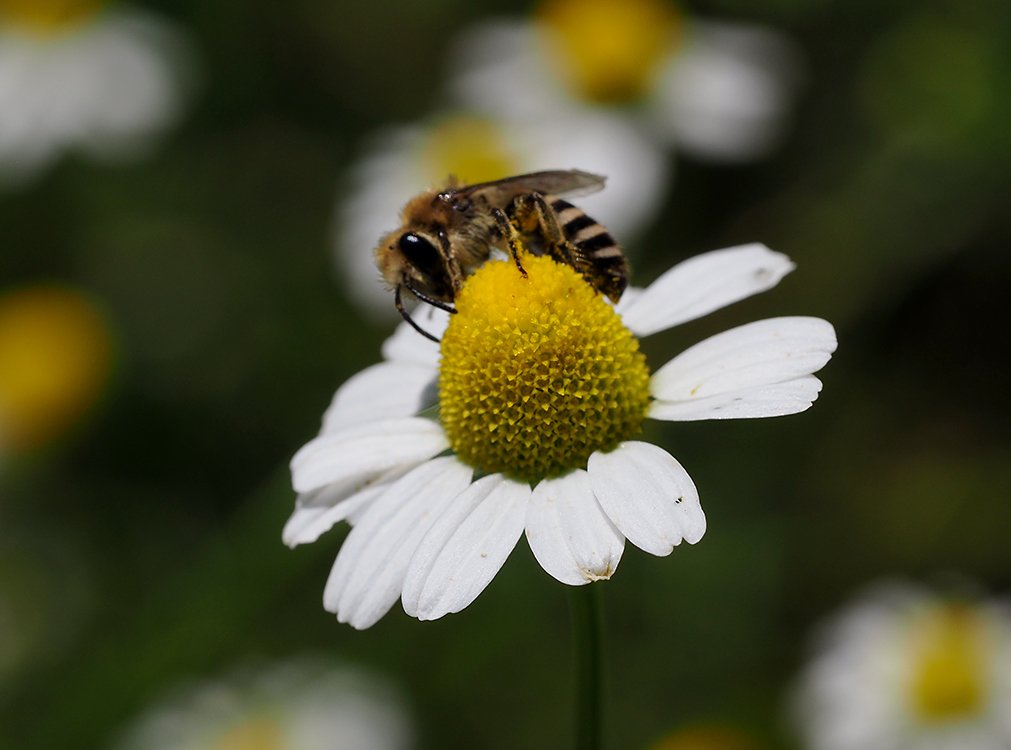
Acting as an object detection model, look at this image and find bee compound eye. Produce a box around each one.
[398,232,442,276]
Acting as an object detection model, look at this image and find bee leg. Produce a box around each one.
[491,207,528,278]
[396,285,449,343]
[510,193,581,268]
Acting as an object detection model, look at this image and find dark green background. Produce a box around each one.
[2,0,1009,747]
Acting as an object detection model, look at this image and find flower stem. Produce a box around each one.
[570,584,603,750]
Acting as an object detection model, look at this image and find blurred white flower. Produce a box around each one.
[286,245,836,629]
[112,659,413,750]
[448,0,801,162]
[334,111,667,318]
[0,0,193,185]
[793,582,1011,750]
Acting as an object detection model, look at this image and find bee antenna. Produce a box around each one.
[395,285,441,343]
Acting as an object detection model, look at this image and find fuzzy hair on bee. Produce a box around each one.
[374,169,628,340]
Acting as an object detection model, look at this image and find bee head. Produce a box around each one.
[374,228,453,302]
[397,232,442,278]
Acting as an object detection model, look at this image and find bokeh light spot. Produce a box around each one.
[0,285,114,453]
[537,0,681,103]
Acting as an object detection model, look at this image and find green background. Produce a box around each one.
[2,0,1009,747]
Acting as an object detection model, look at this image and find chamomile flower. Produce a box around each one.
[449,0,800,162]
[334,111,667,317]
[0,0,191,184]
[286,243,836,629]
[112,659,412,750]
[793,582,1011,750]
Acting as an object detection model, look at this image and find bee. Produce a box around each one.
[374,169,628,340]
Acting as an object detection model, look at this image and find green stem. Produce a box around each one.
[570,584,604,750]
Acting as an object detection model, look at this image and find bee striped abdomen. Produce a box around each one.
[549,197,628,301]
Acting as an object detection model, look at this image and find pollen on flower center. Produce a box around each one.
[439,254,651,483]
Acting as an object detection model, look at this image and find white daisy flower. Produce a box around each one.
[111,658,413,750]
[793,582,1011,750]
[286,243,836,629]
[448,0,801,162]
[0,0,192,185]
[334,111,668,317]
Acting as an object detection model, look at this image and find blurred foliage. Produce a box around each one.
[1,0,1009,748]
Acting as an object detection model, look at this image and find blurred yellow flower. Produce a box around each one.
[0,285,113,453]
[909,603,987,722]
[793,582,1011,750]
[0,0,105,34]
[538,0,681,103]
[112,659,412,750]
[418,115,519,187]
[450,0,800,161]
[214,716,283,750]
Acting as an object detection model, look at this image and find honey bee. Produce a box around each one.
[374,169,628,340]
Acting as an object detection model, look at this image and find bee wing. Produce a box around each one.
[455,170,607,207]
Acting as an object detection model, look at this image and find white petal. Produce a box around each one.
[344,497,377,526]
[651,376,825,421]
[323,457,474,629]
[525,471,624,586]
[649,317,836,420]
[651,21,800,161]
[282,480,393,548]
[71,12,192,158]
[588,442,705,555]
[447,21,562,122]
[402,475,530,621]
[618,244,795,337]
[652,317,836,397]
[320,362,437,434]
[612,285,644,317]
[380,307,449,367]
[290,417,447,494]
[294,464,409,510]
[0,10,190,182]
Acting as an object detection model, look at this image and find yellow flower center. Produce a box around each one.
[0,0,106,34]
[439,254,650,483]
[419,115,519,186]
[908,604,988,723]
[0,286,113,453]
[214,716,284,750]
[537,0,682,104]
